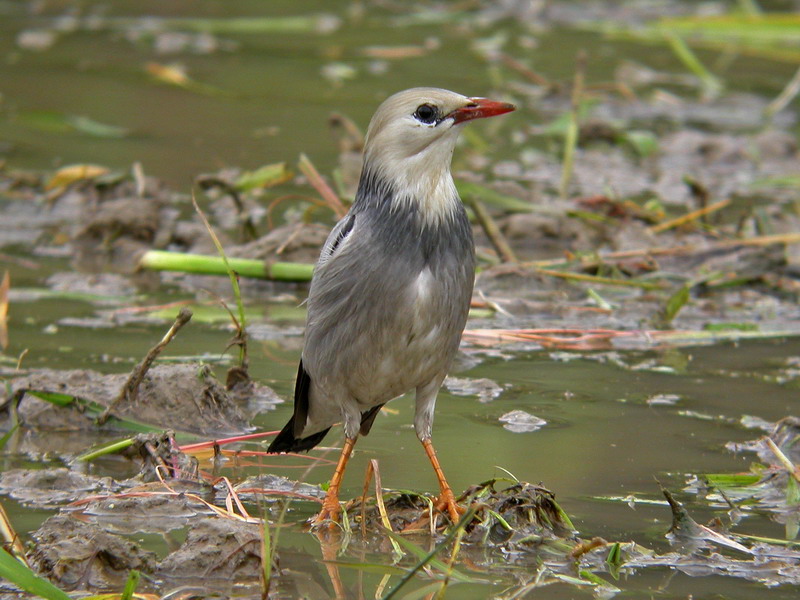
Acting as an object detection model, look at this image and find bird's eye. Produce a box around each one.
[413,104,438,124]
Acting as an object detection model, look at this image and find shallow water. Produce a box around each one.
[1,1,799,598]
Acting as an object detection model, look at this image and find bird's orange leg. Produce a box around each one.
[311,436,357,527]
[421,438,465,523]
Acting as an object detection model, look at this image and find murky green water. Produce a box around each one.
[2,1,799,598]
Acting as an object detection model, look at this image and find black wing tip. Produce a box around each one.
[267,359,333,453]
[267,424,331,453]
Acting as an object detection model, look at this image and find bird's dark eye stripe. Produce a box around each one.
[413,103,438,124]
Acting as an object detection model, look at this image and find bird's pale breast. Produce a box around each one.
[299,178,474,436]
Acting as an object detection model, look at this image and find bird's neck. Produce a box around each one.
[357,157,460,228]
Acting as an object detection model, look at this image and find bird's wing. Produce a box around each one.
[317,212,356,267]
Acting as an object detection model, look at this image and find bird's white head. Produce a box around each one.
[362,87,515,225]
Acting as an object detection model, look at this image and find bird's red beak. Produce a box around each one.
[450,97,516,124]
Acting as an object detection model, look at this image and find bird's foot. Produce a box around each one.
[402,491,466,532]
[310,496,342,529]
[435,488,466,524]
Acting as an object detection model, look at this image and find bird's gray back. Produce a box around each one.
[302,167,474,415]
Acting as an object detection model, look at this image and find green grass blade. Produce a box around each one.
[0,423,20,450]
[455,181,532,213]
[663,32,724,98]
[381,507,482,599]
[26,390,162,434]
[119,569,140,600]
[0,548,72,600]
[75,437,137,462]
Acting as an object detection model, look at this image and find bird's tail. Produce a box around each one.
[267,418,330,453]
[267,359,331,453]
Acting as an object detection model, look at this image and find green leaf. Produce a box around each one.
[17,111,128,138]
[75,437,137,462]
[605,542,623,579]
[67,115,129,138]
[703,323,759,332]
[621,130,659,157]
[552,573,595,586]
[662,283,691,325]
[705,473,762,488]
[152,15,333,34]
[663,32,724,98]
[0,423,20,450]
[787,475,800,506]
[0,549,72,600]
[120,569,140,600]
[578,569,620,591]
[751,175,800,189]
[26,390,161,434]
[234,163,293,192]
[383,530,479,584]
[456,181,532,213]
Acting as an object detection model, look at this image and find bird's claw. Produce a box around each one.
[402,492,466,532]
[435,489,465,524]
[310,499,342,529]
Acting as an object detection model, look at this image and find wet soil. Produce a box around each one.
[2,364,253,437]
[1,0,799,598]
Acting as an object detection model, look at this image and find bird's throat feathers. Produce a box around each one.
[357,158,461,228]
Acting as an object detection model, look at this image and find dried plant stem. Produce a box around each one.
[765,437,800,484]
[0,502,27,564]
[535,268,664,289]
[298,153,348,218]
[524,232,800,270]
[97,308,192,425]
[465,196,518,262]
[496,52,552,87]
[649,198,731,233]
[559,51,586,199]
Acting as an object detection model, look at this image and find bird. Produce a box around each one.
[267,88,515,526]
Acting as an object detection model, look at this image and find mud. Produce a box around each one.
[28,512,270,595]
[30,514,158,592]
[0,468,116,508]
[2,363,253,438]
[1,0,799,597]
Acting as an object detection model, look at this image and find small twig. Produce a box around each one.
[359,460,403,557]
[132,161,146,197]
[466,197,518,263]
[0,502,28,564]
[298,153,348,219]
[522,232,800,270]
[764,437,800,484]
[683,175,711,220]
[766,63,800,118]
[649,198,731,234]
[97,308,192,425]
[179,430,281,453]
[496,52,552,87]
[535,268,665,289]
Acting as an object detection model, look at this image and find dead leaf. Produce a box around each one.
[146,62,191,87]
[0,270,8,350]
[46,164,110,190]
